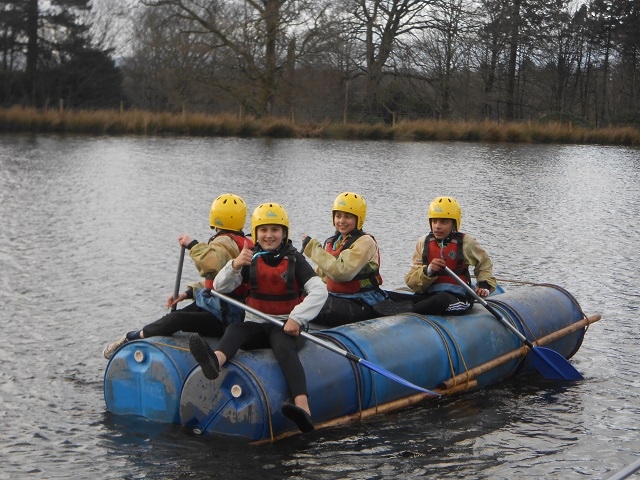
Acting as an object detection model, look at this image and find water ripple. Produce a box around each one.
[1,135,638,479]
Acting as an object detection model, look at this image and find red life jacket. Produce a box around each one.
[422,232,471,287]
[210,231,254,253]
[210,231,254,299]
[323,231,383,294]
[245,250,304,315]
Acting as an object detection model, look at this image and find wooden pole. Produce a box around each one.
[253,379,480,444]
[493,277,539,285]
[441,314,601,389]
[252,313,601,443]
[316,380,478,430]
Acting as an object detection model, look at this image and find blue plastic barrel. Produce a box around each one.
[485,284,586,372]
[179,337,364,438]
[103,333,197,423]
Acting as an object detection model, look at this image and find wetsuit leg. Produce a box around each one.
[214,322,270,360]
[312,295,375,327]
[142,301,226,338]
[268,326,307,398]
[412,292,462,315]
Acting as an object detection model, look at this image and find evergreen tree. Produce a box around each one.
[0,0,122,107]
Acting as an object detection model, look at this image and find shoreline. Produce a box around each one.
[1,106,638,145]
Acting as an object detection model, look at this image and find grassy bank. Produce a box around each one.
[1,106,638,145]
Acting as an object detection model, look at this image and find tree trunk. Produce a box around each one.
[25,0,38,104]
[482,40,499,118]
[505,0,520,121]
[260,0,280,117]
[364,8,380,115]
[600,29,610,126]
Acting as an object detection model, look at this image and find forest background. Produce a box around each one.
[1,0,639,129]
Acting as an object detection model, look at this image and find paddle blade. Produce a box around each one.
[358,358,440,397]
[530,347,583,381]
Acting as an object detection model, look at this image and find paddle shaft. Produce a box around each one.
[608,458,640,480]
[205,288,439,396]
[172,247,186,311]
[205,288,364,362]
[443,266,534,349]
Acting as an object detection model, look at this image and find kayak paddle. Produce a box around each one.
[171,247,186,311]
[444,266,583,381]
[205,288,440,397]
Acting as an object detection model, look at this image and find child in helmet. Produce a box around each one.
[402,196,496,315]
[189,203,327,433]
[300,192,387,327]
[102,193,253,359]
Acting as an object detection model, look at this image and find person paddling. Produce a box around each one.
[189,202,327,433]
[102,193,252,359]
[402,196,496,315]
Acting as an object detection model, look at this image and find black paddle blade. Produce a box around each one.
[529,346,584,381]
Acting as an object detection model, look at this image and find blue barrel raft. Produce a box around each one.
[103,284,596,441]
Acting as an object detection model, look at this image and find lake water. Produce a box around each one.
[0,134,639,479]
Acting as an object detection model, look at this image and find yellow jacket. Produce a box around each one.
[186,234,243,291]
[303,234,379,284]
[404,233,496,293]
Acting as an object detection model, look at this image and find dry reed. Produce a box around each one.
[1,106,638,145]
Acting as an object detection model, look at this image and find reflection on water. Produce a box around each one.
[1,134,639,479]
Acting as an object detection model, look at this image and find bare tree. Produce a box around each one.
[122,5,210,111]
[534,3,582,115]
[475,0,510,119]
[87,0,138,57]
[139,0,333,117]
[410,0,478,119]
[347,0,435,117]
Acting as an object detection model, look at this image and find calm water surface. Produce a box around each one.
[0,135,639,479]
